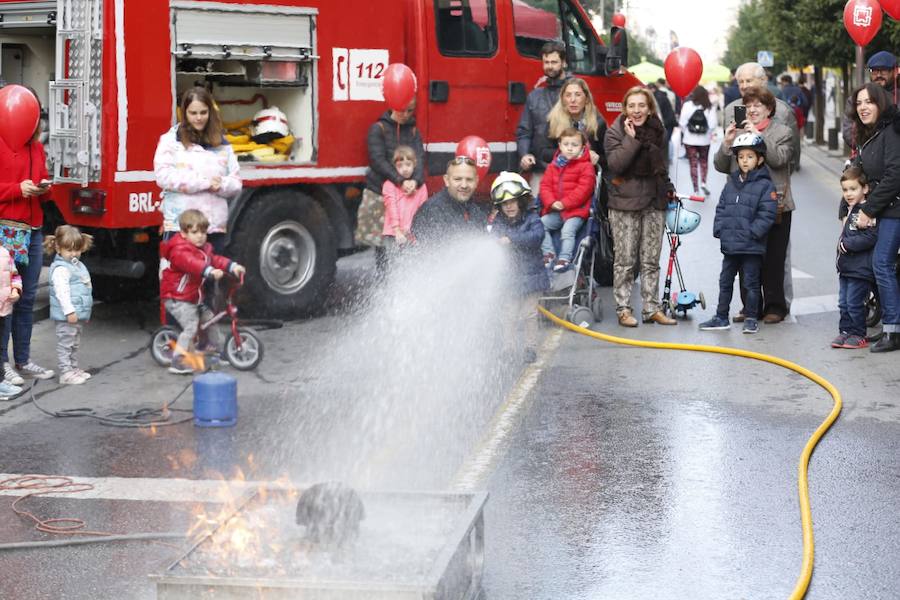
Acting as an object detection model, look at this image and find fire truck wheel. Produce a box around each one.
[231,191,337,317]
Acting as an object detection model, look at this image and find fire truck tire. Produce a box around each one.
[231,192,337,317]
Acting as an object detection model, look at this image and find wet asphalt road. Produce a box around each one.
[0,144,899,599]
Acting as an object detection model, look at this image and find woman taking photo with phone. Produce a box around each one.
[0,85,57,389]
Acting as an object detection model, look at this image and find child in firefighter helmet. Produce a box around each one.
[700,131,777,334]
[489,172,548,363]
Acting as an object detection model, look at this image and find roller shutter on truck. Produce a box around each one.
[170,1,317,164]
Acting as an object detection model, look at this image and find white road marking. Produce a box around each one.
[451,329,562,493]
[0,474,287,503]
[790,294,839,316]
[792,268,815,279]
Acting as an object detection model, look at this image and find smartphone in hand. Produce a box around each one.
[734,105,747,126]
[37,179,52,190]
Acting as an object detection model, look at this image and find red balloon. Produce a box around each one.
[611,13,626,27]
[0,85,40,151]
[664,47,703,98]
[843,0,883,46]
[884,0,900,18]
[382,63,417,112]
[455,135,491,180]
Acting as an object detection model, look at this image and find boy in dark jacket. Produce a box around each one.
[833,167,878,349]
[539,128,597,272]
[700,133,777,334]
[160,209,245,374]
[490,172,549,363]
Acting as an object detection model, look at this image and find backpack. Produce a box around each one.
[687,108,708,134]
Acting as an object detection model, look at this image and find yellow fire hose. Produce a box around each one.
[537,306,842,599]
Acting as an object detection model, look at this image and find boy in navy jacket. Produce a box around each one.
[832,166,878,349]
[700,133,777,334]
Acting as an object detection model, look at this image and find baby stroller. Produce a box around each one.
[659,193,707,318]
[150,274,264,371]
[539,177,608,325]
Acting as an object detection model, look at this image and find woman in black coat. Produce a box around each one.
[357,99,426,271]
[849,83,900,352]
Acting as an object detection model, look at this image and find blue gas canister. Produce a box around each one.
[193,372,237,427]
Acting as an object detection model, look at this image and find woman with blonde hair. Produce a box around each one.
[604,86,675,327]
[535,78,606,172]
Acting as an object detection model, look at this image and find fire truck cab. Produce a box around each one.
[0,0,637,316]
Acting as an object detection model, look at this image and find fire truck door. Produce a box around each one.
[424,0,511,178]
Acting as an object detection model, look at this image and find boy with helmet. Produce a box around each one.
[490,172,549,363]
[699,133,777,334]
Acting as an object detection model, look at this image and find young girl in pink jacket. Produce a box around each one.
[381,145,428,256]
[0,246,22,397]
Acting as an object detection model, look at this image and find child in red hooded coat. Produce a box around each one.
[539,128,597,272]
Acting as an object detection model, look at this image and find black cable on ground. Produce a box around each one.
[28,380,194,427]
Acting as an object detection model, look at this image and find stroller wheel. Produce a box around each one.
[591,295,603,322]
[698,291,707,311]
[566,305,594,327]
[150,326,179,366]
[866,289,882,328]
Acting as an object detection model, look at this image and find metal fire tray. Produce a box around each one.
[152,487,487,600]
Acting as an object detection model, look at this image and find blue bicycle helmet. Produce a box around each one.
[666,205,701,234]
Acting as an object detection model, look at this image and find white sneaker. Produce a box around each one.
[74,368,92,380]
[3,362,24,386]
[16,361,56,380]
[59,370,88,385]
[0,380,22,398]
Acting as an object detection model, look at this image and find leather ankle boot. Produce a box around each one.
[871,332,900,353]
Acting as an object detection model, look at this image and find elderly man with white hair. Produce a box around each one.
[722,61,801,320]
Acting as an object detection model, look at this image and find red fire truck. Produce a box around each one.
[0,0,639,316]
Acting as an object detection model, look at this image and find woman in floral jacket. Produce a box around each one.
[154,87,241,253]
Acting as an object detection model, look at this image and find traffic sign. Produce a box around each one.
[757,50,774,67]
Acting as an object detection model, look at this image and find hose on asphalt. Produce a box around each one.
[27,379,194,427]
[538,305,842,600]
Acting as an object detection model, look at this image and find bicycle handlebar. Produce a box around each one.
[675,194,706,203]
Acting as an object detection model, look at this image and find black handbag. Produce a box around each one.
[597,215,614,265]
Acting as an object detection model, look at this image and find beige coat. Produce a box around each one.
[714,121,796,212]
[723,97,800,168]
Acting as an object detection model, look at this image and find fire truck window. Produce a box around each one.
[435,0,497,56]
[512,0,563,59]
[560,2,593,74]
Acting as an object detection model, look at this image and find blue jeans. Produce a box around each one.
[541,213,583,262]
[717,254,762,320]
[838,276,871,337]
[872,217,900,333]
[1,229,43,365]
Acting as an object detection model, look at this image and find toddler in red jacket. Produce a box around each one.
[539,128,597,272]
[160,209,245,374]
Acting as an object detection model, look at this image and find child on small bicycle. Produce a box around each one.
[45,225,94,385]
[160,209,245,374]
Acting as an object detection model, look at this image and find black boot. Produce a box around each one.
[871,332,900,353]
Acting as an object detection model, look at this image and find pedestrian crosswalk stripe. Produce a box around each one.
[790,294,839,316]
[0,473,287,503]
